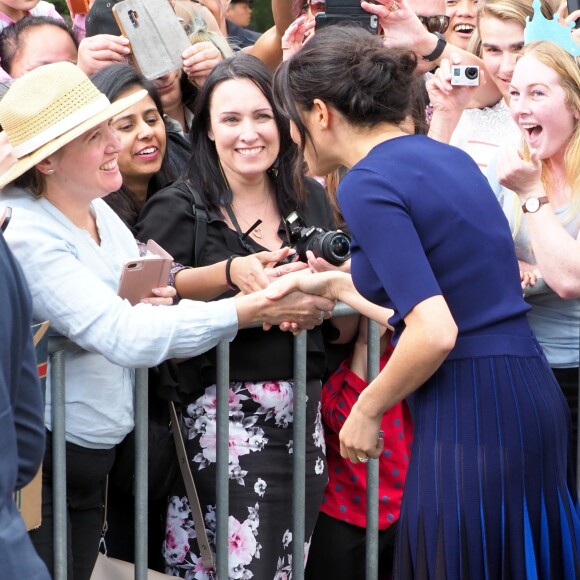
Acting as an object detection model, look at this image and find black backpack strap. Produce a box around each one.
[172,180,208,268]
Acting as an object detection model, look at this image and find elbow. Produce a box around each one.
[431,319,458,357]
[557,286,579,300]
[548,276,580,300]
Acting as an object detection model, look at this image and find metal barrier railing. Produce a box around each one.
[47,304,382,580]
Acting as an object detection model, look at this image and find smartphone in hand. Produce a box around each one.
[118,240,173,305]
[113,0,191,79]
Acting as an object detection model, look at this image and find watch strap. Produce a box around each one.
[422,32,447,62]
[522,196,549,213]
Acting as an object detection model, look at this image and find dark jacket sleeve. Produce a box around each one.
[0,233,60,579]
[135,184,198,267]
[0,233,45,492]
[13,335,45,491]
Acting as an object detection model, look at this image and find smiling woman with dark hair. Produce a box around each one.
[135,53,337,578]
[90,64,181,231]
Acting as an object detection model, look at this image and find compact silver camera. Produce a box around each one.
[450,65,480,86]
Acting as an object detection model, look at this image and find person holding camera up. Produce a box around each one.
[135,54,341,578]
[426,0,556,170]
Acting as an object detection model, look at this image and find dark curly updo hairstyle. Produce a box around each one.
[273,25,418,151]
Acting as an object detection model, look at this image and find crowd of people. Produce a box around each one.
[1,0,580,578]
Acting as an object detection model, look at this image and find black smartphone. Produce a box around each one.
[315,0,379,34]
[568,0,580,29]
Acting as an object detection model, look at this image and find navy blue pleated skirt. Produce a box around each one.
[395,333,580,579]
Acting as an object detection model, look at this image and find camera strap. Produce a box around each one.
[224,203,259,254]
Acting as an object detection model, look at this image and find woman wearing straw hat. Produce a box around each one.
[0,61,335,580]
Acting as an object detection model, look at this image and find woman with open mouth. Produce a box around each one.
[427,0,556,171]
[90,64,180,232]
[444,0,478,50]
[496,39,580,474]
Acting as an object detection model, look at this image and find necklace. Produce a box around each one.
[232,193,270,239]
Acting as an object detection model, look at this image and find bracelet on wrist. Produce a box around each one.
[225,255,240,292]
[422,32,447,62]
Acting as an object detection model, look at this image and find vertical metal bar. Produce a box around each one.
[292,331,308,580]
[365,319,381,580]
[216,340,230,579]
[134,367,149,580]
[50,346,68,580]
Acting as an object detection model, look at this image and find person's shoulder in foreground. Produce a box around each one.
[0,232,49,579]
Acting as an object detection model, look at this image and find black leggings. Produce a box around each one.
[29,432,116,580]
[305,512,397,580]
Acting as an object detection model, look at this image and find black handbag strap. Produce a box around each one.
[169,401,216,574]
[172,180,208,268]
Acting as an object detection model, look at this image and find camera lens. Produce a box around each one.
[465,67,478,80]
[315,232,351,265]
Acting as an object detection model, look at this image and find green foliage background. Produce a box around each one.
[51,0,273,33]
[250,0,274,32]
[53,0,70,21]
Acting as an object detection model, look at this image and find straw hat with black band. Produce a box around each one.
[0,61,147,190]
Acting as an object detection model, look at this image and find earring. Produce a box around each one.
[46,169,55,175]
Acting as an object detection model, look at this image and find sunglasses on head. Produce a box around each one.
[417,14,450,34]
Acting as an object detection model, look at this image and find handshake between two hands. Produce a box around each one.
[254,247,347,335]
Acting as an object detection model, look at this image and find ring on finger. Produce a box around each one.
[389,0,399,10]
[357,453,369,463]
[319,310,325,320]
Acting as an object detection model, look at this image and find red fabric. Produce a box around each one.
[320,346,413,529]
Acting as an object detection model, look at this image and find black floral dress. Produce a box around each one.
[164,379,326,579]
[135,178,336,579]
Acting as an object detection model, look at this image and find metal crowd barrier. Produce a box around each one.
[47,304,383,580]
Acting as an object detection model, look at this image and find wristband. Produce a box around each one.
[225,255,240,292]
[422,32,447,62]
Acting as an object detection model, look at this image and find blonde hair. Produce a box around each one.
[517,42,580,226]
[468,0,553,57]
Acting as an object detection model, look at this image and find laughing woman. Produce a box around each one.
[495,40,580,470]
[272,26,580,579]
[90,64,180,232]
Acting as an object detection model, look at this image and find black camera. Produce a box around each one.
[279,211,351,266]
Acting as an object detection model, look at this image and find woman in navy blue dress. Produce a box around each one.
[271,24,580,578]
